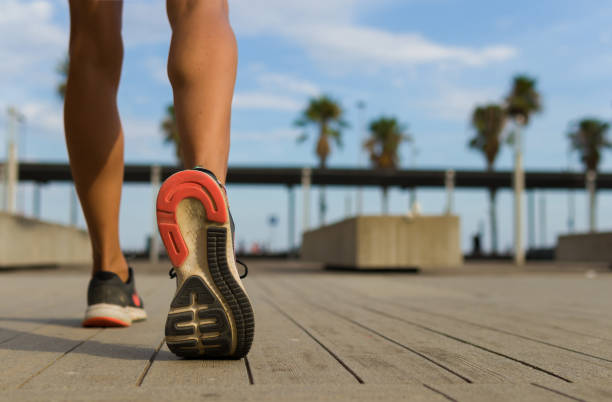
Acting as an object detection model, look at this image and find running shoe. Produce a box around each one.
[156,167,254,358]
[82,267,147,327]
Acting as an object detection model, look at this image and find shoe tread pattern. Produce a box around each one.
[165,276,232,358]
[207,227,255,358]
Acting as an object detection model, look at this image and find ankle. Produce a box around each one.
[93,252,129,282]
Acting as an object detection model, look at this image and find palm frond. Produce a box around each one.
[295,94,346,166]
[364,116,410,169]
[567,118,610,172]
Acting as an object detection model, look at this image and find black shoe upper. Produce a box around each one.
[87,267,144,309]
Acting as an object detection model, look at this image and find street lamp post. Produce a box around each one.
[5,107,24,214]
[355,100,366,216]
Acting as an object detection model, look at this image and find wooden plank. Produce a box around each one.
[0,274,86,342]
[278,277,571,385]
[3,384,447,401]
[141,343,249,387]
[401,297,612,362]
[425,384,581,402]
[315,273,612,361]
[251,276,467,385]
[311,276,612,384]
[21,276,171,390]
[323,273,612,341]
[244,282,366,385]
[140,279,248,388]
[0,273,161,389]
[535,383,612,401]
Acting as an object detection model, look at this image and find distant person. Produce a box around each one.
[65,1,253,358]
[472,232,482,256]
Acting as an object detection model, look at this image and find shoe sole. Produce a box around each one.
[82,304,147,327]
[156,170,254,358]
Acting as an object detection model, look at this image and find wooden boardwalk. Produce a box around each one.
[1,261,612,401]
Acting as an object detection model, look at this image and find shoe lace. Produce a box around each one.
[236,259,248,279]
[168,260,248,280]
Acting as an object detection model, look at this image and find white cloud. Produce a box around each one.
[230,0,360,34]
[123,117,162,139]
[0,0,67,77]
[20,101,63,134]
[257,73,320,96]
[301,25,516,67]
[122,1,170,47]
[145,56,168,83]
[416,85,500,121]
[230,0,516,69]
[233,128,299,142]
[233,92,302,111]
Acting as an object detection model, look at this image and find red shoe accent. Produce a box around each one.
[82,316,130,327]
[132,293,141,307]
[156,170,228,267]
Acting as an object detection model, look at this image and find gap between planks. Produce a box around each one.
[276,277,573,384]
[136,338,165,386]
[16,329,104,389]
[314,275,612,367]
[259,293,365,384]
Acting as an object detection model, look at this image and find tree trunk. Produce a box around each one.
[513,123,525,266]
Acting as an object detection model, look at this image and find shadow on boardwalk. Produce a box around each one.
[1,260,612,400]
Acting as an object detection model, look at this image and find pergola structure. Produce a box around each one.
[12,162,612,259]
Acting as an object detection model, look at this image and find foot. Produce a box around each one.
[82,267,147,327]
[157,167,254,358]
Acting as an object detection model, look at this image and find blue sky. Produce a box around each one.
[1,0,611,252]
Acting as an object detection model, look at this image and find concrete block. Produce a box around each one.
[301,215,462,270]
[0,212,91,267]
[556,232,612,262]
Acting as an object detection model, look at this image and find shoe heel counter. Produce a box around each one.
[88,282,130,307]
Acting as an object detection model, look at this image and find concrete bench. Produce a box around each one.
[301,215,462,270]
[556,232,612,262]
[0,212,91,267]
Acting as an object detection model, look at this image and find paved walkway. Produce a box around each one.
[1,261,612,401]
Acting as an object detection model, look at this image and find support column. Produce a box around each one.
[344,193,352,218]
[5,128,18,214]
[301,167,311,233]
[539,192,547,246]
[33,184,41,219]
[586,170,596,233]
[444,169,455,215]
[567,189,575,233]
[150,165,161,263]
[69,186,78,226]
[287,185,295,255]
[0,164,4,210]
[528,190,535,249]
[381,187,389,215]
[356,187,363,216]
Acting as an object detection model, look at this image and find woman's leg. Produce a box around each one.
[64,0,128,281]
[166,0,237,183]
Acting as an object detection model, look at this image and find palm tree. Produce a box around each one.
[161,104,182,164]
[505,74,541,265]
[469,104,506,254]
[364,117,411,214]
[568,118,611,232]
[505,75,541,125]
[295,95,348,225]
[56,55,69,100]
